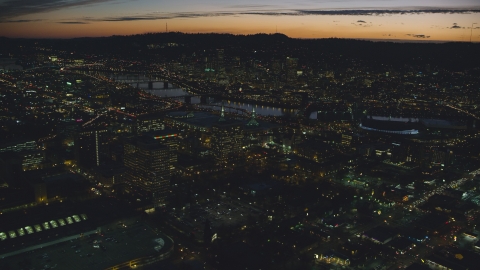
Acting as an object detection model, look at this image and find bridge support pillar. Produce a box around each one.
[163,81,169,89]
[148,81,153,89]
[184,96,192,104]
[200,96,207,104]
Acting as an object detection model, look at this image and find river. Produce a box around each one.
[108,74,315,118]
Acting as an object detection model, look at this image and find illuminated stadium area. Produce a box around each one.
[360,117,421,135]
[359,124,419,135]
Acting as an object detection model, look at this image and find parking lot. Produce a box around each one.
[168,198,265,238]
[1,220,173,270]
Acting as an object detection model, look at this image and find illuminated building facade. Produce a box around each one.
[148,129,179,176]
[211,120,243,165]
[136,114,165,134]
[0,140,37,153]
[124,136,173,207]
[285,57,298,84]
[20,150,45,171]
[74,129,109,168]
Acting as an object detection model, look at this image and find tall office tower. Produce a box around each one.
[57,119,79,146]
[148,129,180,176]
[272,59,282,75]
[285,57,298,84]
[216,49,229,85]
[124,136,173,207]
[74,128,109,168]
[271,59,282,90]
[216,49,225,71]
[211,117,243,165]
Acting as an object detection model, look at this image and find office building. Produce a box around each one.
[124,136,173,207]
[136,113,165,134]
[74,129,109,168]
[286,57,298,84]
[0,139,37,153]
[211,113,243,165]
[146,129,180,176]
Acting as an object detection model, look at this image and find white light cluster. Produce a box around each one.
[0,214,88,241]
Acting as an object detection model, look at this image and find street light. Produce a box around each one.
[471,23,478,43]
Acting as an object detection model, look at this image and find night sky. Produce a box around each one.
[0,0,479,41]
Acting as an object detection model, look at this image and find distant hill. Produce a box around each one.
[1,32,479,69]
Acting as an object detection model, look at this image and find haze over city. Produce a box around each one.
[0,0,479,41]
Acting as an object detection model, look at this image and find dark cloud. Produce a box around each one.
[57,21,89,24]
[95,8,480,22]
[4,19,42,23]
[406,34,429,38]
[0,0,117,21]
[294,9,480,16]
[451,23,462,29]
[98,12,226,22]
[407,34,430,38]
[226,5,272,9]
[2,2,480,23]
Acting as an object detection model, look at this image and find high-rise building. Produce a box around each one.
[286,57,298,84]
[272,59,282,75]
[211,112,243,165]
[271,59,282,90]
[74,129,109,168]
[124,136,173,207]
[147,129,180,176]
[216,49,225,71]
[57,119,79,144]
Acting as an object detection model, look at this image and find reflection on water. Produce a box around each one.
[143,88,298,117]
[143,87,187,96]
[202,101,298,117]
[110,73,318,120]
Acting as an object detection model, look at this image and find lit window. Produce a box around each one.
[58,219,66,226]
[42,222,50,230]
[25,226,34,234]
[34,224,42,232]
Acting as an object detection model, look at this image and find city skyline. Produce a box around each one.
[0,0,479,41]
[1,18,480,269]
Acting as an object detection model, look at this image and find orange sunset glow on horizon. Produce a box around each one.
[0,0,479,41]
